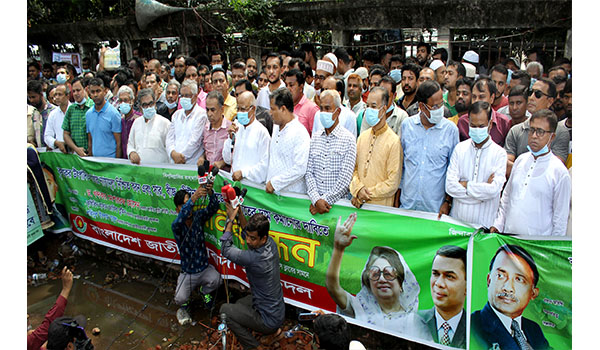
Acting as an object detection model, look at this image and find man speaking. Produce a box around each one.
[471,244,550,350]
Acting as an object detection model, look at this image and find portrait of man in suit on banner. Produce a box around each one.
[419,245,467,348]
[471,244,550,350]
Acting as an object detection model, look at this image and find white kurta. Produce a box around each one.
[312,106,358,138]
[256,80,285,110]
[127,114,171,164]
[266,118,310,193]
[222,119,271,184]
[166,104,207,164]
[493,151,571,236]
[445,138,507,228]
[44,104,70,149]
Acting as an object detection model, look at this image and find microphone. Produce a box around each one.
[231,186,247,209]
[221,180,236,205]
[197,165,207,185]
[203,160,210,174]
[208,165,219,184]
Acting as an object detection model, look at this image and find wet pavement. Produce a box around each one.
[27,234,435,350]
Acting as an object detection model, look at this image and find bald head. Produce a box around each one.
[237,91,256,106]
[418,67,435,85]
[148,59,161,74]
[323,76,338,91]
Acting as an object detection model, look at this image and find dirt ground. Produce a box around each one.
[27,233,436,350]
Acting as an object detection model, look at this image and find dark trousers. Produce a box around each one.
[219,295,278,350]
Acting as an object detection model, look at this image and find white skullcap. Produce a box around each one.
[463,62,476,78]
[324,53,338,69]
[429,59,444,71]
[463,50,479,64]
[354,67,368,80]
[349,340,367,350]
[316,60,334,75]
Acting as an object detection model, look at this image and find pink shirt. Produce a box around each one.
[203,116,231,168]
[293,95,320,136]
[457,109,511,147]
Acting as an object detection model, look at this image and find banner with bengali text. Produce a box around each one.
[38,152,571,349]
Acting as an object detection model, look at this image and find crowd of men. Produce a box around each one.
[27,42,572,236]
[27,42,572,349]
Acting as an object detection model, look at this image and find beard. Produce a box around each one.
[455,100,469,114]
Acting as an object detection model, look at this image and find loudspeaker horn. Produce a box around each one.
[135,0,186,31]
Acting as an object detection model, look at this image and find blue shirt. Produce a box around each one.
[171,193,219,274]
[86,102,122,157]
[400,114,459,213]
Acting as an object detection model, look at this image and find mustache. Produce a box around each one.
[496,292,519,303]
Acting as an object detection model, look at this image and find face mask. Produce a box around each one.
[57,73,67,84]
[469,125,489,144]
[165,100,178,109]
[143,106,156,120]
[424,104,444,124]
[365,107,382,127]
[362,85,368,94]
[180,97,193,111]
[82,69,90,73]
[529,78,537,89]
[212,64,222,70]
[389,69,402,83]
[237,111,250,126]
[386,103,394,114]
[42,92,47,100]
[118,103,131,115]
[76,97,87,106]
[527,136,553,157]
[319,109,336,129]
[170,67,175,76]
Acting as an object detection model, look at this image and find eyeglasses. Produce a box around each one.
[368,266,398,281]
[528,127,552,137]
[529,89,551,99]
[426,102,445,110]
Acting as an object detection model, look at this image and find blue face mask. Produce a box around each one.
[82,69,91,73]
[165,100,178,109]
[76,97,87,106]
[319,109,337,129]
[180,97,193,111]
[527,137,552,157]
[118,103,131,115]
[389,69,402,83]
[365,107,381,127]
[469,125,490,144]
[237,111,250,126]
[386,103,395,114]
[212,64,222,70]
[143,106,156,120]
[424,104,444,124]
[56,73,67,84]
[170,67,175,76]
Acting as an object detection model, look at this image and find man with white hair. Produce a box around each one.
[313,76,357,138]
[157,79,180,121]
[166,79,208,164]
[223,91,271,183]
[117,85,141,159]
[526,61,543,81]
[127,88,171,164]
[305,89,357,215]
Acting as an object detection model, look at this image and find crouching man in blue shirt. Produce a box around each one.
[220,202,285,350]
[172,184,221,326]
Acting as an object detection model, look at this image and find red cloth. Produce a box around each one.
[492,95,509,111]
[457,109,511,147]
[27,295,67,350]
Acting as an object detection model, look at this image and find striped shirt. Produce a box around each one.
[305,123,357,205]
[61,98,95,150]
[445,138,507,228]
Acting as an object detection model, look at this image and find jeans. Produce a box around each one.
[219,295,279,349]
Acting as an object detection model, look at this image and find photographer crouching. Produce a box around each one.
[219,201,285,350]
[172,182,222,326]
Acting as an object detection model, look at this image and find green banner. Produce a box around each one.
[27,186,44,246]
[38,152,571,348]
[468,233,572,349]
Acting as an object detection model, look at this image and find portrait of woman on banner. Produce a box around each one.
[326,213,431,340]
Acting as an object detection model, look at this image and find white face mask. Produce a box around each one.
[424,104,444,124]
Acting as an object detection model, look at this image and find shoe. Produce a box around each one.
[176,307,192,326]
[203,293,214,310]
